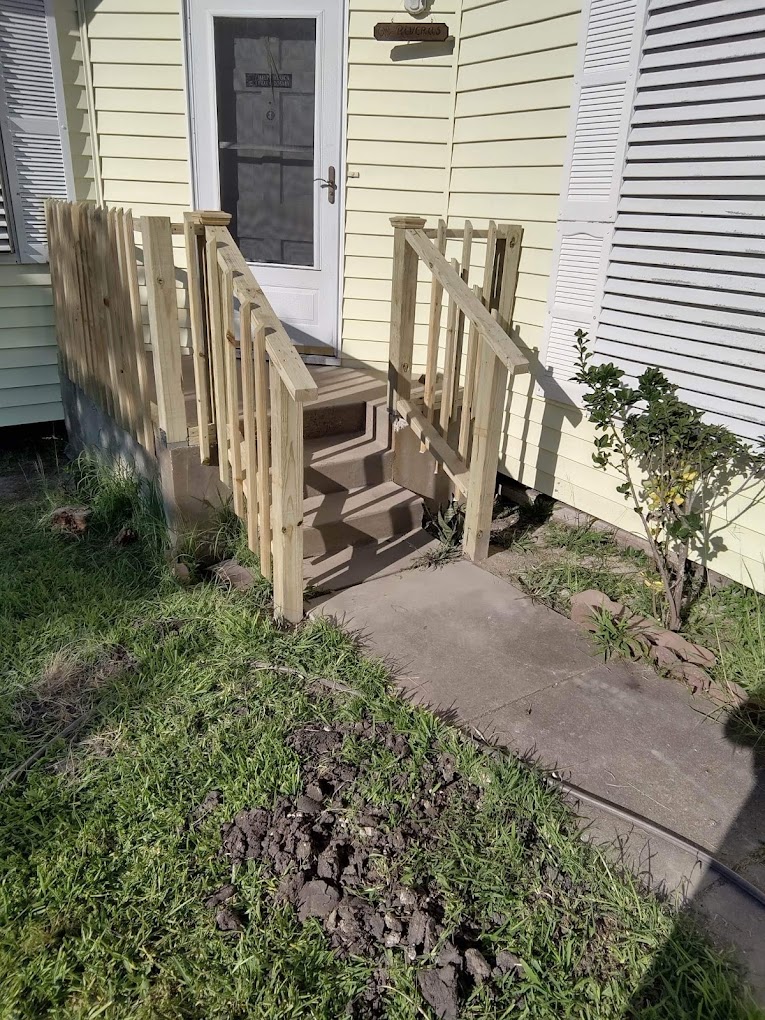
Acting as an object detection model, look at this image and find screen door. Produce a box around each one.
[187,1,343,353]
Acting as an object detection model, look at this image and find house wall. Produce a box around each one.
[0,263,62,426]
[46,0,765,593]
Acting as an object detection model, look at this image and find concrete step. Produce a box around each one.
[303,430,393,496]
[303,482,424,557]
[303,400,366,440]
[304,527,440,593]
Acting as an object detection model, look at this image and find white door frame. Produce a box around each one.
[181,0,347,365]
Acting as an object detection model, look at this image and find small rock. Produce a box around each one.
[397,886,417,908]
[569,589,623,631]
[438,753,456,783]
[297,880,341,921]
[464,948,491,983]
[210,558,255,591]
[649,644,682,672]
[654,630,716,667]
[215,907,244,932]
[172,560,191,584]
[204,884,236,909]
[672,661,712,694]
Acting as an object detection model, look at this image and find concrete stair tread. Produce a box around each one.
[303,482,424,557]
[304,429,387,465]
[304,481,421,522]
[304,528,440,593]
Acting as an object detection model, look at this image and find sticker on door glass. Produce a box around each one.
[245,73,293,89]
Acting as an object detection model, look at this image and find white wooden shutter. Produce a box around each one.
[0,0,73,263]
[597,0,765,441]
[541,0,647,402]
[0,145,13,252]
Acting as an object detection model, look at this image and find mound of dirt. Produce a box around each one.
[206,721,528,1018]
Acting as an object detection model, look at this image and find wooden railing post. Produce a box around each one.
[142,215,187,446]
[463,338,508,562]
[270,366,305,624]
[388,216,426,415]
[184,210,231,464]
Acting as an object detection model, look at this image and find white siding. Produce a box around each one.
[596,0,765,441]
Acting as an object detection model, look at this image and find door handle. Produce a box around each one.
[315,166,337,204]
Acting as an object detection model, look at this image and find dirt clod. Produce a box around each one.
[49,506,91,537]
[209,721,522,1016]
[417,967,459,1020]
[215,907,244,932]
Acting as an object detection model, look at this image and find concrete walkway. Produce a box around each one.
[311,560,765,998]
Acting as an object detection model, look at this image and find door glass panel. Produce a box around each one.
[214,17,316,267]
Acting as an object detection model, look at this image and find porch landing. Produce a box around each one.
[311,560,765,1000]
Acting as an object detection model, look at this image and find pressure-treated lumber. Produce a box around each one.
[141,215,187,446]
[397,396,470,496]
[183,211,213,463]
[122,208,154,451]
[253,319,272,580]
[422,217,446,443]
[494,224,524,336]
[239,300,259,555]
[439,258,461,433]
[269,369,305,624]
[205,228,231,483]
[388,216,426,413]
[404,228,528,373]
[458,284,482,462]
[216,236,317,402]
[463,343,509,562]
[221,265,245,517]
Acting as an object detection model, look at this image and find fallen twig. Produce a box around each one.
[0,713,92,793]
[249,661,358,696]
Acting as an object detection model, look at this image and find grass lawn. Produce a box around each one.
[0,458,762,1019]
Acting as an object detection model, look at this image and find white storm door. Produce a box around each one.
[187,0,343,352]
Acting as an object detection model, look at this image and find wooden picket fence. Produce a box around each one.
[388,215,528,561]
[46,199,154,451]
[47,201,317,623]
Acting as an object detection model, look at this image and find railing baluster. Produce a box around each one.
[221,265,245,517]
[422,217,446,449]
[458,284,482,462]
[451,221,473,427]
[184,212,212,464]
[204,228,231,483]
[240,300,259,555]
[439,258,460,435]
[253,321,272,581]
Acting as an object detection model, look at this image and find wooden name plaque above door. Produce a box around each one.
[373,22,449,41]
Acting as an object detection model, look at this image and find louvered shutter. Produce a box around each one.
[597,0,765,441]
[541,0,647,402]
[0,0,73,263]
[0,144,13,252]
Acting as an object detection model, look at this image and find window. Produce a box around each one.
[0,0,73,264]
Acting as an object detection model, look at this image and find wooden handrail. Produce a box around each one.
[388,215,525,564]
[404,228,528,373]
[213,230,318,404]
